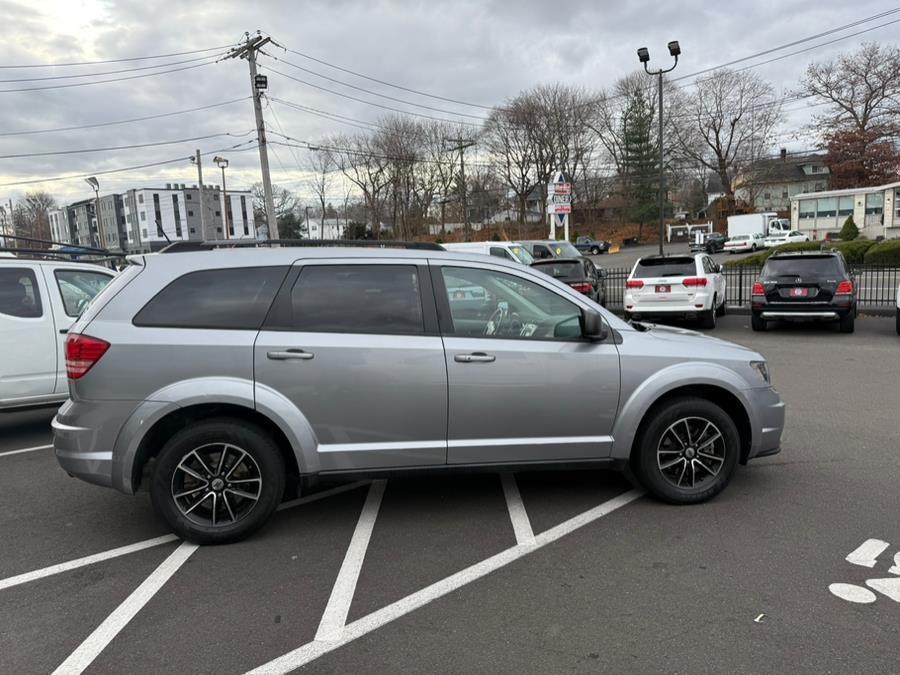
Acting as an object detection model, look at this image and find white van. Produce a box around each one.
[441,241,534,265]
[0,258,115,410]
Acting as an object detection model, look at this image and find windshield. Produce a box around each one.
[730,235,749,241]
[547,241,580,258]
[633,257,696,279]
[509,245,534,265]
[763,256,843,277]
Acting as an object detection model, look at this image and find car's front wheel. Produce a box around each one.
[631,397,739,504]
[591,246,600,255]
[150,418,285,544]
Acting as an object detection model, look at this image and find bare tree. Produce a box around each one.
[306,149,333,228]
[673,69,783,212]
[330,132,391,236]
[251,183,301,237]
[18,191,57,245]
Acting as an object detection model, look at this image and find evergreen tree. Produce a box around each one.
[839,215,859,241]
[621,93,659,237]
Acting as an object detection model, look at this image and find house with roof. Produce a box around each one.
[733,150,831,213]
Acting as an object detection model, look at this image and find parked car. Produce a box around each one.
[763,230,809,248]
[689,232,727,254]
[442,241,533,265]
[724,233,765,253]
[54,245,783,543]
[532,257,607,306]
[521,240,582,261]
[1,258,114,411]
[750,251,856,333]
[573,236,610,255]
[624,254,726,329]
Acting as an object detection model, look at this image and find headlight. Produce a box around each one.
[750,360,770,384]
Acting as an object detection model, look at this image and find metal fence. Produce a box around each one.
[602,264,900,308]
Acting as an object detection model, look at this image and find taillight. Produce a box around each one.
[65,334,110,380]
[682,277,708,287]
[569,282,592,293]
[835,280,853,295]
[751,282,765,296]
[626,280,644,289]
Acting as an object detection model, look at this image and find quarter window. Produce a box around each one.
[289,265,424,334]
[440,266,582,340]
[133,267,288,329]
[0,268,42,318]
[54,270,113,317]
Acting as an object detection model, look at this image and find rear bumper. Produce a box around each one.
[746,386,785,461]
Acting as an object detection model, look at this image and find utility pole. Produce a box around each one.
[191,150,209,239]
[224,33,279,240]
[445,138,475,242]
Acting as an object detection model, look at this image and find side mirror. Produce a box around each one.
[582,310,608,342]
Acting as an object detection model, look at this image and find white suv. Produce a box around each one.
[0,257,114,410]
[624,254,726,329]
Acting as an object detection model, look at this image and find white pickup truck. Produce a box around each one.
[0,256,115,410]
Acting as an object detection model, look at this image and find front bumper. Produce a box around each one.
[745,386,785,461]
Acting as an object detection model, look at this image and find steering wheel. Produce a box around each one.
[484,305,508,336]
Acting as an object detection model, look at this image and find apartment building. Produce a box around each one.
[790,180,900,240]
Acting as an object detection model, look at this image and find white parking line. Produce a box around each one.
[0,444,53,458]
[245,488,645,674]
[500,473,535,546]
[0,535,179,592]
[53,541,198,674]
[0,482,369,594]
[315,480,386,642]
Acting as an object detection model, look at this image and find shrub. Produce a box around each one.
[863,239,900,264]
[838,216,859,241]
[831,239,874,264]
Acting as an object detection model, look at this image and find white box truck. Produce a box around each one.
[727,213,790,238]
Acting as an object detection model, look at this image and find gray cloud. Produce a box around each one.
[0,0,894,204]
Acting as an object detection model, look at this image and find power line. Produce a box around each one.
[260,50,488,120]
[0,131,254,160]
[0,44,235,69]
[0,141,259,188]
[0,97,250,137]
[258,63,483,127]
[0,53,224,83]
[269,96,381,131]
[0,58,221,93]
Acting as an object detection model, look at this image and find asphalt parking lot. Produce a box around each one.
[1,315,899,673]
[588,242,758,270]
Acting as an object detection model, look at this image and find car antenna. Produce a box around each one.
[155,218,172,244]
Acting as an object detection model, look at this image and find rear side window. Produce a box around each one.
[763,256,843,277]
[290,265,424,334]
[533,261,583,279]
[134,266,288,329]
[490,247,516,261]
[0,268,42,318]
[54,270,113,317]
[633,257,697,279]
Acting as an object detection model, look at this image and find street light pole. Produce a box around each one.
[85,177,103,248]
[445,138,476,242]
[191,150,208,239]
[638,41,680,256]
[214,156,230,239]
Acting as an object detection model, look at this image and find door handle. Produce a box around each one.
[454,352,495,363]
[267,349,314,361]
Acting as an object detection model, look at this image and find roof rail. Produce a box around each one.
[157,239,446,253]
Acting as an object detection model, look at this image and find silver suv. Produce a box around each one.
[54,246,785,543]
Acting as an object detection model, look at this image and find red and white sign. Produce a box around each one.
[551,204,572,214]
[550,182,572,196]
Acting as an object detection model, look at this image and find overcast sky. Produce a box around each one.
[0,0,896,206]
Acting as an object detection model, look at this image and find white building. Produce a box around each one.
[790,181,900,240]
[48,209,71,244]
[305,218,343,240]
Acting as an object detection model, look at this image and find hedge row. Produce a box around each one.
[722,239,900,267]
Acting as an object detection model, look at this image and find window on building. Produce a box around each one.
[895,190,900,217]
[799,200,816,219]
[838,196,854,217]
[187,210,194,217]
[812,165,823,173]
[0,268,43,318]
[240,196,249,235]
[763,192,771,200]
[816,197,837,218]
[815,183,825,191]
[782,189,789,199]
[186,193,192,200]
[215,210,221,217]
[142,229,148,238]
[133,267,289,329]
[189,228,196,234]
[289,265,425,334]
[865,192,884,215]
[140,212,146,221]
[138,194,144,204]
[172,194,182,238]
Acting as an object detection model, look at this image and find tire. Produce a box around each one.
[896,309,900,335]
[630,397,740,504]
[839,312,855,334]
[591,246,600,255]
[150,418,286,544]
[624,311,633,322]
[716,295,726,317]
[751,313,767,331]
[751,244,757,252]
[700,301,716,329]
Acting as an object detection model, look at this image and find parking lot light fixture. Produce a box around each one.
[638,41,680,256]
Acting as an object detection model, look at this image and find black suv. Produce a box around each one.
[751,251,857,333]
[532,257,607,306]
[690,232,727,254]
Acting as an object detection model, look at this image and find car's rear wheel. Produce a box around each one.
[150,418,285,544]
[751,313,767,331]
[700,301,717,329]
[716,295,727,317]
[839,312,855,334]
[631,397,739,504]
[591,246,600,255]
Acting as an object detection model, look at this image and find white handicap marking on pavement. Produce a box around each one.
[865,577,900,603]
[845,539,890,568]
[889,552,900,576]
[829,583,877,604]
